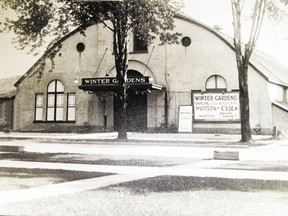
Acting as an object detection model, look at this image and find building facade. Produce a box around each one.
[0,76,19,131]
[12,14,288,134]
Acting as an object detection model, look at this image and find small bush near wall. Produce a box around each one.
[0,119,8,131]
[253,124,261,135]
[148,123,178,133]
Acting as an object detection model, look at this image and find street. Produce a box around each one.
[0,133,288,215]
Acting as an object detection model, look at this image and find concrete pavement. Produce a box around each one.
[2,158,288,205]
[0,131,274,142]
[0,131,287,161]
[1,131,288,205]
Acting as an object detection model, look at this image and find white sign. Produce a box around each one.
[178,106,193,132]
[193,92,240,121]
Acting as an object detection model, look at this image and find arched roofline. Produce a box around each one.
[14,25,89,87]
[175,12,288,86]
[15,12,283,87]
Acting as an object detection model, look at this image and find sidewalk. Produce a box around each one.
[1,131,287,161]
[0,131,274,143]
[1,132,288,206]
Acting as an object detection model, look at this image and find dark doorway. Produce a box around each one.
[114,70,148,132]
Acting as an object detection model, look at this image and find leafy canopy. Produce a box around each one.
[0,0,183,53]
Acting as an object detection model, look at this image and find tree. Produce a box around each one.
[230,0,287,143]
[0,0,182,139]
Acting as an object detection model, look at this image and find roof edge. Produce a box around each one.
[175,12,288,87]
[14,26,85,87]
[14,12,288,88]
[273,101,288,112]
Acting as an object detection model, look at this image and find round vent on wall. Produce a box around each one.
[76,42,85,52]
[181,36,192,47]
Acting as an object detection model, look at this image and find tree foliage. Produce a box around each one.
[1,0,182,139]
[0,0,182,52]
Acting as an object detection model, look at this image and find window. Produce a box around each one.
[133,34,148,53]
[35,93,44,121]
[34,80,76,123]
[67,93,76,121]
[47,80,64,121]
[206,75,227,91]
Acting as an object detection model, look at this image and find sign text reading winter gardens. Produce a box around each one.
[82,76,149,85]
[193,92,240,121]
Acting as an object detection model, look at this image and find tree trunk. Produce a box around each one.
[114,20,129,140]
[117,85,128,139]
[231,0,253,143]
[238,64,252,143]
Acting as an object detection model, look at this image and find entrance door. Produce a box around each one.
[114,70,148,132]
[126,87,147,131]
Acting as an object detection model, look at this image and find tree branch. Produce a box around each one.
[245,0,266,60]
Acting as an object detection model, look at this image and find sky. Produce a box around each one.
[0,0,288,79]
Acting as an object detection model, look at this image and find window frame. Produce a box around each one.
[34,93,44,122]
[132,34,148,53]
[33,80,76,124]
[67,93,76,122]
[205,75,227,92]
[46,80,65,122]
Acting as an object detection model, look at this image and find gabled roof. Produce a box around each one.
[0,76,20,98]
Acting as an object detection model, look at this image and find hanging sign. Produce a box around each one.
[82,76,149,85]
[178,105,193,133]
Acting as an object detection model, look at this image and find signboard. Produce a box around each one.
[178,106,193,133]
[193,92,240,121]
[82,76,149,85]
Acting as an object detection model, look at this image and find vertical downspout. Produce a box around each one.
[164,88,168,128]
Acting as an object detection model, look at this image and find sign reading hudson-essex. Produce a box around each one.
[193,92,240,121]
[82,76,149,85]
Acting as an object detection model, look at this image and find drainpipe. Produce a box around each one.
[164,44,169,129]
[164,88,168,128]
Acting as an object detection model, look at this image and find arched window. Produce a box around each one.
[205,75,227,91]
[47,80,64,121]
[34,80,75,122]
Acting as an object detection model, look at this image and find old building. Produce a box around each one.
[0,76,19,131]
[12,13,288,134]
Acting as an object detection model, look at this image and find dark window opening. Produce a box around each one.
[133,34,148,53]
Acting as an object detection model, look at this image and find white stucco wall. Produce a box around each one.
[13,15,276,134]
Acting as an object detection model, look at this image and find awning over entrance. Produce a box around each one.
[78,76,164,92]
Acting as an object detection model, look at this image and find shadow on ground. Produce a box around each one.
[108,176,288,193]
